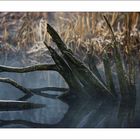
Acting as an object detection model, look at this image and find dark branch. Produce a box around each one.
[0,78,33,95]
[0,64,57,73]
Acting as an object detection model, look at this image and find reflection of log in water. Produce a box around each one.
[0,95,136,128]
[117,100,136,128]
[55,96,119,128]
[0,95,118,128]
[117,84,136,128]
[0,119,49,128]
[0,100,45,111]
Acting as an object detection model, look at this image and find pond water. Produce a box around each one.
[0,55,140,128]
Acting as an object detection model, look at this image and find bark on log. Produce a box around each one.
[0,64,57,73]
[0,24,113,101]
[46,24,113,97]
[44,44,88,99]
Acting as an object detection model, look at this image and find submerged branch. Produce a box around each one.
[0,77,33,95]
[0,64,57,73]
[31,87,69,92]
[0,64,70,99]
[19,92,59,100]
[0,77,68,100]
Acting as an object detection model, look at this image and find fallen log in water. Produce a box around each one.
[45,44,89,99]
[45,24,113,98]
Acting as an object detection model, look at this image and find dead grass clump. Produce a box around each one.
[0,12,139,64]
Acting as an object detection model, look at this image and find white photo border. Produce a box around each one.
[0,1,139,11]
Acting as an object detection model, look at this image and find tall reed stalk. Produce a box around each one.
[103,15,130,101]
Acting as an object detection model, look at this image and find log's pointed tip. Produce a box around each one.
[47,23,52,31]
[47,23,50,26]
[47,23,50,27]
[47,23,49,29]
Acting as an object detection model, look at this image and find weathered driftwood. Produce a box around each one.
[44,43,89,99]
[46,24,113,98]
[0,64,57,73]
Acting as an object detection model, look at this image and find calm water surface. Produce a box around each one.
[0,56,140,128]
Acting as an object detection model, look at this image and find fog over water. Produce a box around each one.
[0,54,140,128]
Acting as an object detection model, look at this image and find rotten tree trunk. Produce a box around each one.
[45,24,113,98]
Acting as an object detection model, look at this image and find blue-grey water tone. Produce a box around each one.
[0,55,69,127]
[0,54,140,128]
